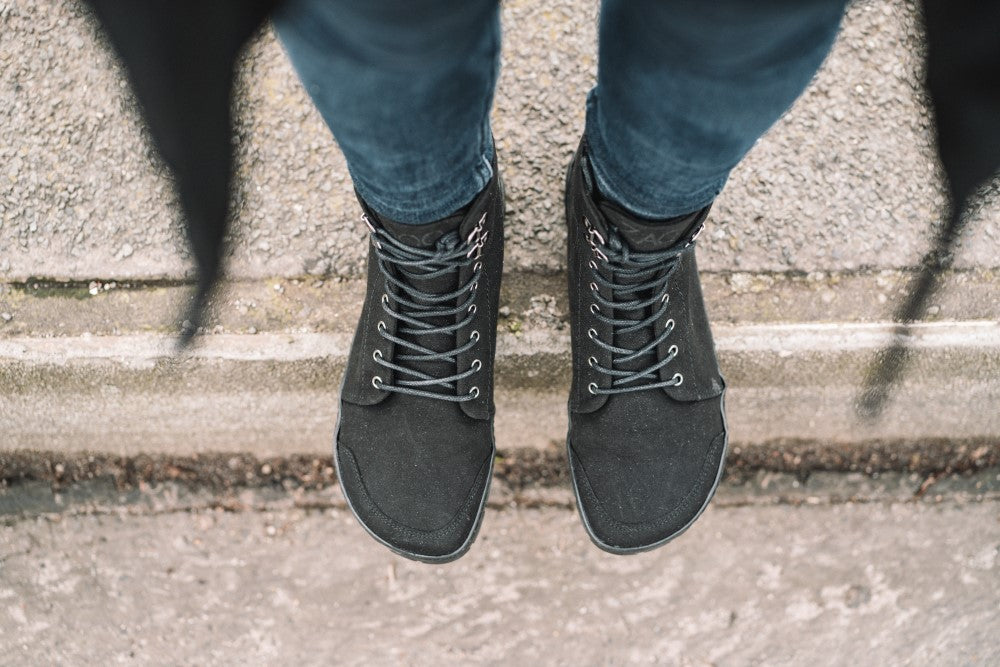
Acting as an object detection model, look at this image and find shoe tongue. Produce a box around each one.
[598,200,701,252]
[374,209,469,395]
[595,201,695,380]
[378,210,466,249]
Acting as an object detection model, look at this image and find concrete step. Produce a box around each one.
[3,276,998,458]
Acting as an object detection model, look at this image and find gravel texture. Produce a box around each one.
[1,0,997,281]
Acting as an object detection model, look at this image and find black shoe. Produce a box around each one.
[564,140,727,554]
[335,167,504,563]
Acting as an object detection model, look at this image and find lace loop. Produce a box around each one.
[363,213,487,402]
[584,216,698,395]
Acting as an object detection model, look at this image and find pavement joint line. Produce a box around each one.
[2,320,997,362]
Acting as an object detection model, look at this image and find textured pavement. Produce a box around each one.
[1,0,998,282]
[2,495,998,665]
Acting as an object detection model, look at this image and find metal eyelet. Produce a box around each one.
[372,349,383,361]
[588,260,598,270]
[587,356,597,368]
[468,304,477,314]
[471,282,478,292]
[471,359,482,371]
[590,304,599,314]
[371,376,383,389]
[668,344,679,357]
[587,382,598,395]
[661,293,669,304]
[587,328,598,340]
[473,261,483,273]
[377,320,386,333]
[381,294,389,305]
[672,373,684,386]
[589,282,598,293]
[470,330,480,342]
[362,214,383,248]
[469,386,480,398]
[665,318,675,331]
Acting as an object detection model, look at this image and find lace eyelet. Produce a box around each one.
[372,349,383,361]
[590,304,599,314]
[471,359,482,371]
[473,261,483,273]
[468,304,477,314]
[470,330,480,342]
[587,382,598,395]
[372,376,383,389]
[668,344,679,357]
[589,282,598,293]
[672,372,684,386]
[588,260,598,270]
[381,293,389,305]
[469,386,480,398]
[471,282,479,292]
[377,320,386,333]
[587,356,597,368]
[587,328,598,340]
[661,293,669,304]
[665,318,675,331]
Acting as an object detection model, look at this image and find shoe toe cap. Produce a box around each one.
[569,398,727,553]
[335,432,493,562]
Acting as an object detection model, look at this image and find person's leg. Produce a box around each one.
[274,0,505,564]
[586,0,848,219]
[565,0,847,555]
[274,0,500,223]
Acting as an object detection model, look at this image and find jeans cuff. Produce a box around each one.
[354,130,495,224]
[584,89,724,219]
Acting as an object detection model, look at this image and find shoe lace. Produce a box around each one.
[583,217,703,396]
[364,212,488,402]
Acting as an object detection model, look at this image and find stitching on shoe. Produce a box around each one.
[337,443,491,540]
[569,428,726,538]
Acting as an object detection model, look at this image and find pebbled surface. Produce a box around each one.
[1,496,998,664]
[0,0,997,281]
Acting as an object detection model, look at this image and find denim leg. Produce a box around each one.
[586,0,848,219]
[274,0,501,223]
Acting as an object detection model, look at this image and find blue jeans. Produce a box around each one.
[275,0,846,223]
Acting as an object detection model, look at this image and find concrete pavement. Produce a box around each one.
[2,478,998,665]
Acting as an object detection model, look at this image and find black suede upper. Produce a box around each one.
[336,160,504,562]
[565,140,728,552]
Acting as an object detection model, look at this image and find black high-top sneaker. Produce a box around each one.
[564,140,727,554]
[335,167,504,563]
